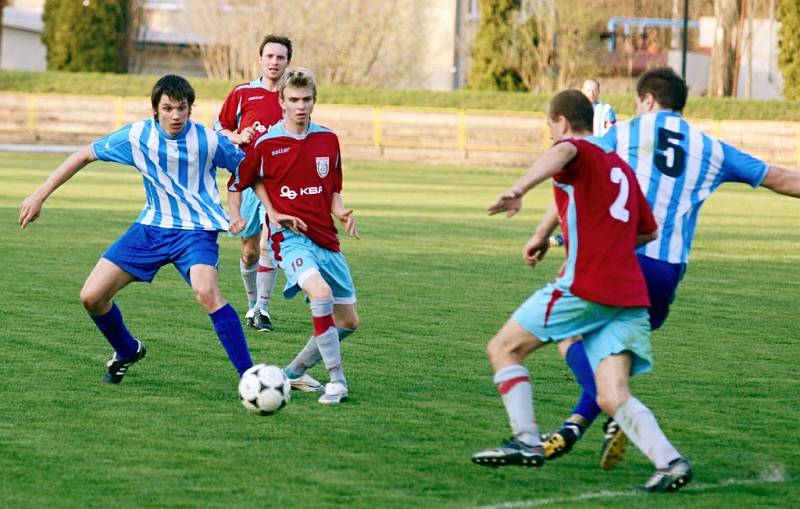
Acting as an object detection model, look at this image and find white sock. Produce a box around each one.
[286,327,355,376]
[493,365,540,447]
[315,326,345,385]
[254,255,277,312]
[309,297,346,386]
[613,397,682,469]
[240,260,257,310]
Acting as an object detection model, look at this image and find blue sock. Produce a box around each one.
[565,341,602,424]
[89,302,138,358]
[210,304,253,376]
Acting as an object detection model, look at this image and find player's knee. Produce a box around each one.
[241,247,259,266]
[193,283,223,311]
[79,287,106,314]
[303,279,333,301]
[595,388,628,416]
[486,335,509,365]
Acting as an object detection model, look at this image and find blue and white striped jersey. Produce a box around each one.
[91,118,244,231]
[592,100,617,136]
[604,110,769,264]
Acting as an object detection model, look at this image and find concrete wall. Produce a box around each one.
[1,5,46,71]
[2,92,797,170]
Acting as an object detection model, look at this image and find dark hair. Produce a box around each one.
[151,74,195,111]
[548,89,593,133]
[259,34,292,61]
[279,67,317,101]
[636,67,688,112]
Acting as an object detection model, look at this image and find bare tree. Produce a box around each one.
[506,0,604,93]
[184,0,425,86]
[708,0,741,96]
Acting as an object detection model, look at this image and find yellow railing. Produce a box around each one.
[1,92,798,168]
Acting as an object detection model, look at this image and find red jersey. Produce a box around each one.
[215,80,283,151]
[229,122,343,251]
[553,138,657,308]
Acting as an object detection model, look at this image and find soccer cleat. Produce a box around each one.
[287,373,324,393]
[253,309,273,332]
[244,309,256,328]
[599,417,628,470]
[471,437,545,468]
[102,340,146,384]
[640,457,693,492]
[318,382,348,405]
[541,422,582,460]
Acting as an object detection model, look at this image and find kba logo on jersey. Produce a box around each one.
[316,157,330,178]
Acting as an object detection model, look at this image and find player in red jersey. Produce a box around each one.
[471,90,691,493]
[227,68,359,405]
[216,34,292,334]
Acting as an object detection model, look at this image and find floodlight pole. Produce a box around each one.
[682,0,689,79]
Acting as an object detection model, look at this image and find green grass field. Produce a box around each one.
[1,152,798,509]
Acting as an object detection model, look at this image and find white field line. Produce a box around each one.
[466,465,791,509]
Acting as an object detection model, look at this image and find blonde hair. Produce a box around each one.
[279,68,317,101]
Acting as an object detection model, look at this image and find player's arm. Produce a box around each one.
[219,127,256,146]
[760,165,800,197]
[636,230,658,247]
[331,192,359,239]
[633,181,658,248]
[216,91,255,146]
[253,180,307,234]
[523,202,559,269]
[227,189,246,234]
[19,145,97,229]
[488,141,577,217]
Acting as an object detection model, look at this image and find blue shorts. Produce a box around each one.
[236,188,266,239]
[512,283,653,376]
[103,223,219,284]
[638,254,685,330]
[268,227,356,304]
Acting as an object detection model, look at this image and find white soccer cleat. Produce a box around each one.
[318,382,349,405]
[244,309,256,328]
[287,373,324,393]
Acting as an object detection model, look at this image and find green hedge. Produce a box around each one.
[1,70,799,120]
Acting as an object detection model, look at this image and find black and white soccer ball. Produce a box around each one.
[238,364,291,415]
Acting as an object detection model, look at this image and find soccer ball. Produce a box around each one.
[238,364,291,415]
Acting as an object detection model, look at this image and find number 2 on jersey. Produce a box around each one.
[609,167,630,223]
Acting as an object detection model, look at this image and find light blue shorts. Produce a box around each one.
[512,283,652,376]
[268,227,356,304]
[237,187,266,239]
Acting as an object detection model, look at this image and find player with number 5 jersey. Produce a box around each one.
[227,68,360,405]
[605,96,768,265]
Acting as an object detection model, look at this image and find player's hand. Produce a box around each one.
[229,216,246,234]
[487,188,523,217]
[19,195,43,229]
[271,212,307,234]
[238,127,255,146]
[336,209,359,239]
[523,233,549,269]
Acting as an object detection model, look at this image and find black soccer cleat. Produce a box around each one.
[471,437,545,468]
[541,422,582,460]
[599,416,628,470]
[253,309,274,332]
[102,340,146,384]
[640,457,693,492]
